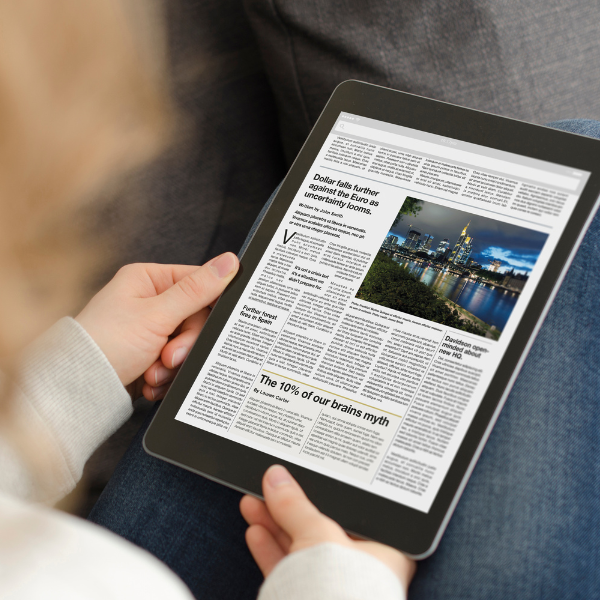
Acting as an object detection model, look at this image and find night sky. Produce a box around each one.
[387,198,548,274]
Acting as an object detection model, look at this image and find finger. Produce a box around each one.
[245,525,287,578]
[144,359,178,387]
[136,264,200,296]
[142,382,169,401]
[240,495,292,553]
[262,466,346,546]
[113,264,200,298]
[152,253,238,330]
[161,307,211,369]
[240,494,267,526]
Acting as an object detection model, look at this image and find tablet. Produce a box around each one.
[144,81,600,558]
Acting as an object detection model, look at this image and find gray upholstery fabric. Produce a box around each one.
[244,0,600,162]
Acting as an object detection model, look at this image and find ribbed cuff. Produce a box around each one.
[17,317,133,497]
[258,543,405,600]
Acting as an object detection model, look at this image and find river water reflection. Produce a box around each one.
[393,258,518,331]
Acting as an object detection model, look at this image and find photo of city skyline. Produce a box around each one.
[385,198,548,274]
[356,197,549,339]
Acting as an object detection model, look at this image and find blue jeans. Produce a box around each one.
[89,119,600,599]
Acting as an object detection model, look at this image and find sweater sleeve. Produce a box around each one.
[258,543,405,600]
[0,317,133,503]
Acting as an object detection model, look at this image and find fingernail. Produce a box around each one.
[172,347,188,368]
[266,465,292,488]
[151,384,167,400]
[155,364,171,385]
[209,253,237,278]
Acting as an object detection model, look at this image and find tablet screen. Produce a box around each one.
[175,112,590,513]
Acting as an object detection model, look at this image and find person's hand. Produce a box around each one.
[75,253,238,400]
[240,465,416,593]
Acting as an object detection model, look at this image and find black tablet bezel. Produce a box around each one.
[144,80,600,558]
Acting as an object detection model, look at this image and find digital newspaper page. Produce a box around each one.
[176,113,591,512]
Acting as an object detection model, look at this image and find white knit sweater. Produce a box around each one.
[0,318,404,600]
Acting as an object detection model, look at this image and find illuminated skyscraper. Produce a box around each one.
[402,229,421,250]
[435,238,450,257]
[449,221,474,265]
[490,259,502,272]
[454,236,473,264]
[417,233,434,252]
[382,234,398,250]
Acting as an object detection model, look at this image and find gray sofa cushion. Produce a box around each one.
[244,0,600,162]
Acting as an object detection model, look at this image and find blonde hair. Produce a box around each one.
[0,0,172,493]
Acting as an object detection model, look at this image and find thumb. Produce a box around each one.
[154,253,238,329]
[262,465,347,548]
